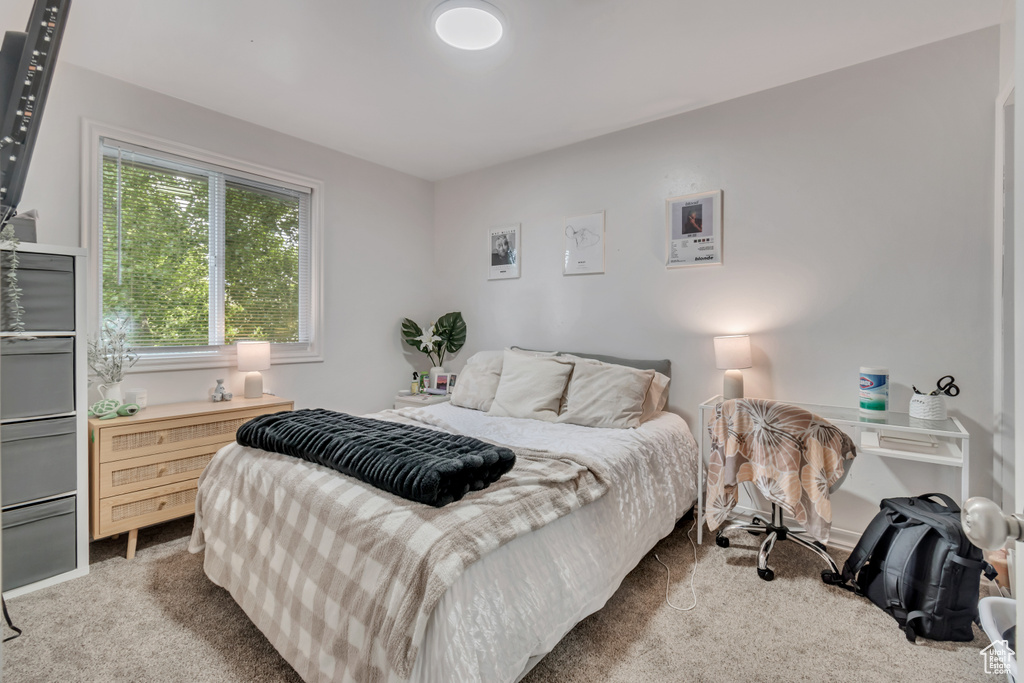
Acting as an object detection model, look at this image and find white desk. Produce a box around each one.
[695,395,970,545]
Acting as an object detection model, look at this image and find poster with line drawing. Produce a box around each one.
[666,189,722,268]
[563,211,605,275]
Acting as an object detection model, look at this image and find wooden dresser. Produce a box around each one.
[89,395,293,558]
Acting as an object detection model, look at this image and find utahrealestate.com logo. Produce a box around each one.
[980,640,1014,675]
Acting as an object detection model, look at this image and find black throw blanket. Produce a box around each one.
[235,409,516,507]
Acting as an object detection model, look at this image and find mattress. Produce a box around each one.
[190,402,699,682]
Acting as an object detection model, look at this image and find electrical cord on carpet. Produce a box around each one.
[2,597,21,642]
[653,518,698,611]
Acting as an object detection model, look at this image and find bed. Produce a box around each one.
[188,351,699,683]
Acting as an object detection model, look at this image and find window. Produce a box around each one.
[93,133,321,368]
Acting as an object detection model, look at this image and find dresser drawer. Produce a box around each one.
[97,479,199,537]
[94,407,277,463]
[97,443,224,498]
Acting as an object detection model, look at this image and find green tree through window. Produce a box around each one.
[100,140,311,352]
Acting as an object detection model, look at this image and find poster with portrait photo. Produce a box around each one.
[563,210,605,275]
[666,190,722,268]
[488,224,520,280]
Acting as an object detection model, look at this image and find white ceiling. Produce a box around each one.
[0,0,1006,180]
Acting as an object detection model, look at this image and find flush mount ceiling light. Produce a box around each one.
[432,0,505,51]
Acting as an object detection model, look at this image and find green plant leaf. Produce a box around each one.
[435,311,467,355]
[401,318,424,349]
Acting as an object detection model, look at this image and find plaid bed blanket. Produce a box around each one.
[189,410,610,682]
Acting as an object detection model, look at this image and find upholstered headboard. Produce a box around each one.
[563,351,671,380]
[512,347,672,402]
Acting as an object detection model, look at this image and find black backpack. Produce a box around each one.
[839,493,995,642]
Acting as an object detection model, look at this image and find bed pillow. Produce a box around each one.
[558,359,655,429]
[449,350,504,411]
[488,351,574,421]
[640,371,671,422]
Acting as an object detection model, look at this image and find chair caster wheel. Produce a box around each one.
[715,535,729,548]
[757,567,774,581]
[821,570,844,585]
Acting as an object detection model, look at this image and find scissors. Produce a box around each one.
[912,375,959,397]
[933,375,959,397]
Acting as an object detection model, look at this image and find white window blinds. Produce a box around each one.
[99,139,313,352]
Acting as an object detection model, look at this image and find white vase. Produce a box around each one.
[428,366,445,389]
[99,381,124,404]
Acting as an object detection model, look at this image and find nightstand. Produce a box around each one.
[394,393,450,409]
[89,395,293,559]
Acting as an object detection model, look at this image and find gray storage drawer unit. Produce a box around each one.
[2,496,76,591]
[1,252,75,332]
[2,416,77,506]
[0,337,74,419]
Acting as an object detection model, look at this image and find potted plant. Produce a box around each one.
[401,312,466,386]
[87,316,139,404]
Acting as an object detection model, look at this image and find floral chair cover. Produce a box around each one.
[705,398,857,545]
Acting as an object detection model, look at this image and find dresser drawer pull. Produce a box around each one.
[157,498,168,509]
[157,464,168,476]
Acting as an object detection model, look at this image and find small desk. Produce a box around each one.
[695,395,970,545]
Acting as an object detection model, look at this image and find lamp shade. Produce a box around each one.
[714,335,752,370]
[236,341,271,372]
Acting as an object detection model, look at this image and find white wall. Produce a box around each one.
[434,29,999,535]
[17,64,436,415]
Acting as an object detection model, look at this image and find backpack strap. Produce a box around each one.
[918,492,960,512]
[842,508,898,586]
[882,523,932,641]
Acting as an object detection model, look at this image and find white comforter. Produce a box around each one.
[195,403,698,682]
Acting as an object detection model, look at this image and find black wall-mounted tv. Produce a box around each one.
[0,0,71,225]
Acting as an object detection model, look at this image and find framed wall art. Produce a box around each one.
[666,190,722,268]
[563,210,605,275]
[488,224,520,280]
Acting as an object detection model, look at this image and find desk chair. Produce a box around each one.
[705,398,856,582]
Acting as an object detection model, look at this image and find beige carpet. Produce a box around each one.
[2,517,997,682]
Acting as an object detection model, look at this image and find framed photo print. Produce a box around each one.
[563,210,605,275]
[488,224,520,280]
[666,190,722,268]
[434,373,451,393]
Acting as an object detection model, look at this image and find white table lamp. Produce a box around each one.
[237,341,271,399]
[714,335,752,400]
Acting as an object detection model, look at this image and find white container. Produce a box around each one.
[909,393,947,421]
[859,366,889,414]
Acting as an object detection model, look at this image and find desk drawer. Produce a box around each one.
[98,443,224,498]
[98,479,199,537]
[95,407,275,463]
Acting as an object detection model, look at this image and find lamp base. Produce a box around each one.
[723,369,744,400]
[244,371,264,399]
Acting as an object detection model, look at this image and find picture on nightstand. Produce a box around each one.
[434,373,451,393]
[447,373,457,393]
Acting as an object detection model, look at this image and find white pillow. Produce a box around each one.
[487,351,574,422]
[558,360,655,429]
[641,371,671,422]
[449,350,504,411]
